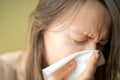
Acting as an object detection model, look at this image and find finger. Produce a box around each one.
[48,60,76,80]
[77,53,101,80]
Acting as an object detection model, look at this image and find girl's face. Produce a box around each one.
[43,1,111,66]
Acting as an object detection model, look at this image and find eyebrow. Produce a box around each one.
[74,31,108,42]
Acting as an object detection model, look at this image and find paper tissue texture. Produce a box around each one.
[42,50,105,80]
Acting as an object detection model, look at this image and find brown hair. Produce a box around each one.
[26,0,120,80]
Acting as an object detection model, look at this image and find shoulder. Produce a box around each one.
[0,51,24,62]
[0,56,17,80]
[0,51,25,68]
[0,51,27,80]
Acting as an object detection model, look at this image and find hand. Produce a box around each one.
[76,53,101,80]
[47,53,101,80]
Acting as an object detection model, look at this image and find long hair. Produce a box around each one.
[26,0,120,80]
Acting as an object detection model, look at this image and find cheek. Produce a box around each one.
[44,32,84,65]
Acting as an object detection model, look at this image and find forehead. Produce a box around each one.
[47,1,111,40]
[68,0,111,40]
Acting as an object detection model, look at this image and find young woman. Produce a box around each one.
[0,0,120,80]
[26,0,120,80]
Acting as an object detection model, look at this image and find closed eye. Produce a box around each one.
[73,39,87,45]
[99,39,108,46]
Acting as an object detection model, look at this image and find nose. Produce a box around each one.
[85,41,97,50]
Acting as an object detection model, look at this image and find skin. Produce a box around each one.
[43,1,111,80]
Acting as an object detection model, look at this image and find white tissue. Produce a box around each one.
[42,50,105,80]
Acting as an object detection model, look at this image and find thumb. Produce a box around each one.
[77,53,101,80]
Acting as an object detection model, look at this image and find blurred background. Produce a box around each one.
[0,0,38,54]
